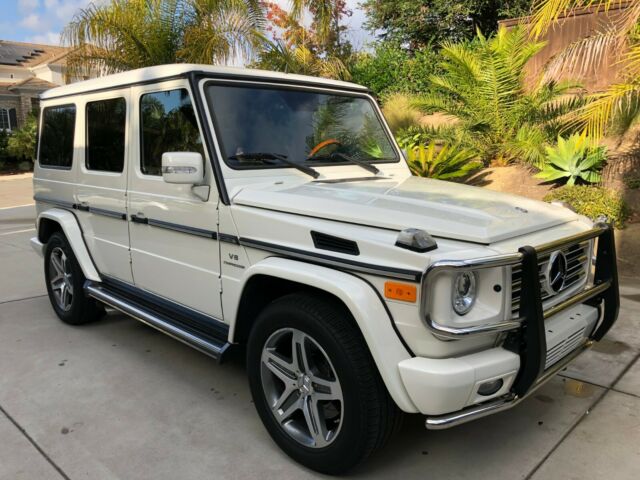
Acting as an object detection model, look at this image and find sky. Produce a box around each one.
[1,0,374,48]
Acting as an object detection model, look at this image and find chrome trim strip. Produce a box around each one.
[146,218,217,239]
[543,281,611,319]
[425,340,592,430]
[239,237,422,281]
[85,283,230,361]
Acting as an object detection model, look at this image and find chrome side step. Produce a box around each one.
[85,282,231,362]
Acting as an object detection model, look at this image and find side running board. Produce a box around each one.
[85,281,231,362]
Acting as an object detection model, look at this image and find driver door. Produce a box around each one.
[127,80,223,319]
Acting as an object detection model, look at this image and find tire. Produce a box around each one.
[247,292,400,474]
[44,231,104,325]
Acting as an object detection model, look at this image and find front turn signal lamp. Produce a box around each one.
[384,282,417,303]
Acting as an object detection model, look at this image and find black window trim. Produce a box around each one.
[85,96,127,174]
[200,78,401,173]
[38,103,77,170]
[138,85,206,178]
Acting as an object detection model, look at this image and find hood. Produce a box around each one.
[232,176,578,244]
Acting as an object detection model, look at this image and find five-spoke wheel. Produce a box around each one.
[261,328,343,448]
[48,246,74,311]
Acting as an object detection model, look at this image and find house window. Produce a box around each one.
[0,109,10,131]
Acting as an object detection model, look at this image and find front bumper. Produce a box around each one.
[406,223,620,429]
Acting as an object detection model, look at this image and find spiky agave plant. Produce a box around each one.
[407,141,483,180]
[412,26,585,167]
[535,132,606,185]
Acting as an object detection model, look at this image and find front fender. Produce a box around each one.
[36,208,101,282]
[232,257,418,413]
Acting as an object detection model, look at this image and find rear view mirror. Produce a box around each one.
[161,152,203,184]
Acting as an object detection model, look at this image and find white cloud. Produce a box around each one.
[26,31,62,45]
[20,13,43,30]
[18,0,40,13]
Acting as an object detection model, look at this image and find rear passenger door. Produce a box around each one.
[75,89,133,283]
[127,80,222,319]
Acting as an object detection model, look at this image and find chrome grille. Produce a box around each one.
[545,326,586,369]
[511,240,590,317]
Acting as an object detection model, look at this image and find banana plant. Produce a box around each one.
[535,133,606,186]
[406,141,482,180]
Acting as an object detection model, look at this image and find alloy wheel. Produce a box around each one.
[49,246,73,311]
[260,328,344,448]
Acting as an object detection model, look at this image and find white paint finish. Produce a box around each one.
[161,152,204,184]
[41,64,367,100]
[74,87,133,283]
[127,79,222,319]
[36,209,101,281]
[232,176,578,244]
[229,257,417,413]
[398,348,520,415]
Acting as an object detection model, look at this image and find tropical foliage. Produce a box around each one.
[252,1,352,79]
[530,0,640,138]
[406,141,483,179]
[361,0,532,48]
[535,133,606,185]
[544,185,628,227]
[411,27,584,166]
[63,0,265,75]
[381,94,423,134]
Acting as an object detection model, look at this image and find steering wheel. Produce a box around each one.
[308,138,341,158]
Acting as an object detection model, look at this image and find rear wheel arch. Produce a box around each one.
[38,217,63,243]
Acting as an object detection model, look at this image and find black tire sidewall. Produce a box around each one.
[247,295,380,474]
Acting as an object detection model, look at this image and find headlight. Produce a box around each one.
[452,271,477,315]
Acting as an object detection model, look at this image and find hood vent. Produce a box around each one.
[311,231,360,256]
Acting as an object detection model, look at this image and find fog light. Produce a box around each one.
[477,378,504,396]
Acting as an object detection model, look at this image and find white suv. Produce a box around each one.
[31,64,619,474]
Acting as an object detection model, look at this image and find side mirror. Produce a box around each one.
[161,152,203,184]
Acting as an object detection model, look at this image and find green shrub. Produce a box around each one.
[544,186,628,228]
[535,133,606,185]
[7,113,37,163]
[350,42,439,96]
[382,93,422,134]
[406,141,483,180]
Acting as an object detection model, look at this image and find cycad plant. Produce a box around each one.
[412,26,584,167]
[530,0,640,138]
[535,132,606,185]
[406,141,483,180]
[63,0,265,75]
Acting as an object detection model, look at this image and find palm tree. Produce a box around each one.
[530,0,640,138]
[63,0,265,75]
[412,26,584,166]
[253,39,351,79]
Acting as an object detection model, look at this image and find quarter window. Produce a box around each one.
[39,104,76,168]
[140,89,204,176]
[86,97,126,172]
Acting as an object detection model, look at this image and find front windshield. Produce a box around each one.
[204,83,399,170]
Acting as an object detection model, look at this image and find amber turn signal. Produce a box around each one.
[384,282,417,302]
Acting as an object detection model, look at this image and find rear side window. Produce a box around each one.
[86,97,126,172]
[39,104,76,168]
[140,89,203,176]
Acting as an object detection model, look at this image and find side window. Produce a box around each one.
[39,104,76,168]
[140,88,204,176]
[86,97,126,172]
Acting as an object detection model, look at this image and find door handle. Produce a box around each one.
[76,201,90,212]
[131,212,148,224]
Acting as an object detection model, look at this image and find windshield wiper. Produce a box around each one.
[228,152,320,179]
[314,152,380,175]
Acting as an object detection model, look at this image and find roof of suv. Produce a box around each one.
[40,64,369,100]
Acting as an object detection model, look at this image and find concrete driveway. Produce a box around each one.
[0,203,639,480]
